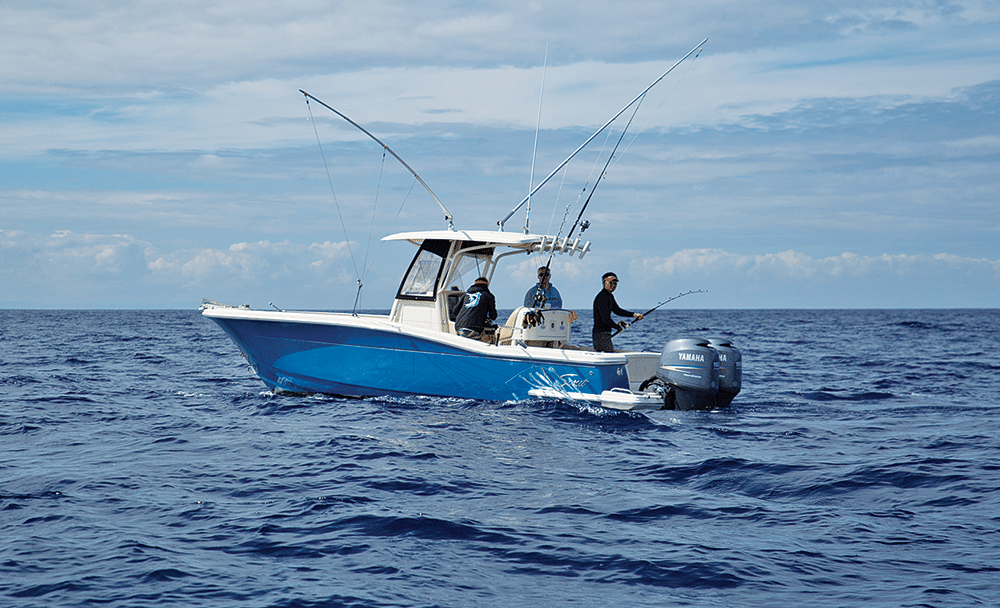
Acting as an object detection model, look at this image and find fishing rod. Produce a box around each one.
[530,106,637,307]
[538,41,702,301]
[565,99,642,242]
[300,90,455,230]
[529,104,637,307]
[497,38,708,231]
[611,289,707,337]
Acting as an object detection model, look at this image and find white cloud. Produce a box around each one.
[147,239,357,284]
[2,226,997,308]
[0,229,351,286]
[637,248,1000,283]
[308,240,355,261]
[3,230,154,276]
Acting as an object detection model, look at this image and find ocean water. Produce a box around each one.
[1,308,998,607]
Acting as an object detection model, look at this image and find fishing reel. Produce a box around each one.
[522,309,545,328]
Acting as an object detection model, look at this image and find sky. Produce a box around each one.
[2,0,998,310]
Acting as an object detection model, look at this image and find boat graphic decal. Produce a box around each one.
[559,373,589,388]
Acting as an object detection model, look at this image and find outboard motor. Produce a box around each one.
[656,337,720,410]
[706,337,742,408]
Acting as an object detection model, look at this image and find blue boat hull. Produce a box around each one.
[207,312,630,401]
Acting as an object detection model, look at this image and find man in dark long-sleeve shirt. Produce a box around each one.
[455,276,498,339]
[592,272,642,352]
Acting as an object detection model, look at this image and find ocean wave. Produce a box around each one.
[2,309,998,607]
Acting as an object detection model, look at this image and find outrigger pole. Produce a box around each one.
[300,90,456,230]
[498,38,708,231]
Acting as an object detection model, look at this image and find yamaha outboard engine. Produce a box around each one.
[706,337,742,407]
[656,337,720,410]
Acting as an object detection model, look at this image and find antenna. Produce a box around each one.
[525,44,548,235]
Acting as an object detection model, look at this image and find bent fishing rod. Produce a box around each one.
[611,289,708,336]
[300,90,455,230]
[498,37,708,231]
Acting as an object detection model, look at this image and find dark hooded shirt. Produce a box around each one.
[454,282,498,333]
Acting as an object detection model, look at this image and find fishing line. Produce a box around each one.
[533,122,614,287]
[303,91,442,313]
[350,176,418,313]
[360,177,416,285]
[610,46,703,172]
[362,149,387,285]
[533,47,707,298]
[528,168,572,303]
[538,82,645,252]
[566,100,643,241]
[531,131,607,301]
[565,45,704,240]
[529,122,614,305]
[544,167,570,236]
[300,90,454,229]
[305,96,360,281]
[496,38,706,231]
[542,124,614,248]
[582,125,617,193]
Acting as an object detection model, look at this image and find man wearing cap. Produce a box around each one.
[524,266,563,309]
[455,276,498,340]
[592,272,643,352]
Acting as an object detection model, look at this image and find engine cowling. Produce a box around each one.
[706,337,742,407]
[656,337,719,410]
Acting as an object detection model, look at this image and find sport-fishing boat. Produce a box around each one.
[202,39,742,411]
[201,229,741,410]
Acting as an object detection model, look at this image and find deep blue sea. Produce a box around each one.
[2,309,999,607]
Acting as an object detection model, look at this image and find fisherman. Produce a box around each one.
[592,272,643,352]
[524,266,563,309]
[447,285,463,321]
[455,276,498,340]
